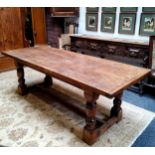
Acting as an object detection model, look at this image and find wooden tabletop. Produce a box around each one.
[2,45,150,98]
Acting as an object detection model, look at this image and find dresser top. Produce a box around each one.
[70,34,149,46]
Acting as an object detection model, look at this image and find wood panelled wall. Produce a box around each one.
[31,8,47,44]
[0,8,25,72]
[0,8,25,50]
[0,7,48,72]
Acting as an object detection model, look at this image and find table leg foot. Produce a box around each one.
[44,75,53,87]
[15,62,28,95]
[83,127,99,145]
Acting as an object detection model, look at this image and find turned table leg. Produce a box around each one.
[44,75,53,87]
[15,62,28,95]
[110,92,123,122]
[83,91,99,145]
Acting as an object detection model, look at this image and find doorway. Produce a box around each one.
[25,8,34,46]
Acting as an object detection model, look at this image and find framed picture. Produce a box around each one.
[86,7,99,12]
[120,7,137,12]
[142,7,155,13]
[149,36,155,69]
[119,13,136,35]
[102,7,116,13]
[139,13,155,36]
[86,13,98,31]
[101,13,116,33]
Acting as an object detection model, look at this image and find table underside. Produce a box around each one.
[15,61,123,145]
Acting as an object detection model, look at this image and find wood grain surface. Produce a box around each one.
[2,45,150,97]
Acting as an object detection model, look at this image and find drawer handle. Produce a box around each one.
[108,45,116,50]
[90,43,98,50]
[129,48,140,57]
[108,45,116,54]
[129,48,140,53]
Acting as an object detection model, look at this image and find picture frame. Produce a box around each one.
[119,13,136,35]
[139,13,155,36]
[86,7,99,12]
[102,7,116,13]
[86,13,98,31]
[120,7,137,12]
[101,13,116,33]
[142,7,155,13]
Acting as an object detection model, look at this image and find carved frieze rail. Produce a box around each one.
[70,36,149,68]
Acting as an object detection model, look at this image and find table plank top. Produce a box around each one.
[2,45,150,98]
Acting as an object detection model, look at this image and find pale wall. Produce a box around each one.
[78,7,149,42]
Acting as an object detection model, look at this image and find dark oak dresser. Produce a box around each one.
[69,34,150,93]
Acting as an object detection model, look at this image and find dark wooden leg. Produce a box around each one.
[44,75,53,87]
[110,92,123,122]
[15,62,28,95]
[83,91,99,145]
[139,77,148,95]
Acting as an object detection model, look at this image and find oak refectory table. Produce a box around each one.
[2,45,150,145]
